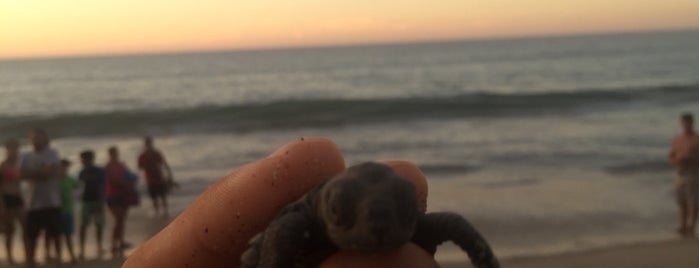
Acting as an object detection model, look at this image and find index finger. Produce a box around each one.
[124,137,345,268]
[379,160,429,212]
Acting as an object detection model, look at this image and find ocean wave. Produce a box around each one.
[419,163,482,176]
[480,177,542,188]
[1,83,697,138]
[603,160,673,175]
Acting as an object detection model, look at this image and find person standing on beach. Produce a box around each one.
[78,150,106,260]
[105,146,132,258]
[20,128,63,267]
[0,138,25,265]
[58,159,79,263]
[138,136,173,218]
[668,113,699,237]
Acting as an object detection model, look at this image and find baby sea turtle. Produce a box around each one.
[241,162,499,268]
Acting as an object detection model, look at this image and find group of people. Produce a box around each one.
[0,128,174,267]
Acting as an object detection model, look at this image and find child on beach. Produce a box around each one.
[78,150,106,259]
[58,159,79,263]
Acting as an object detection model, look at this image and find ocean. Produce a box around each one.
[1,29,699,261]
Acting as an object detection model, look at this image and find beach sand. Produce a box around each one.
[31,259,125,268]
[100,236,699,268]
[443,238,699,268]
[3,206,699,268]
[0,205,169,268]
[58,237,699,268]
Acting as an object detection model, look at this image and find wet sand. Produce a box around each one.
[0,205,169,268]
[3,207,698,268]
[443,238,699,268]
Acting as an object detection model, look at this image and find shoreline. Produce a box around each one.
[3,214,697,268]
[441,238,699,268]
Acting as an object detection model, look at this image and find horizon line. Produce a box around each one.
[2,26,697,62]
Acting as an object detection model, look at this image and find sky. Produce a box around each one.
[1,0,698,59]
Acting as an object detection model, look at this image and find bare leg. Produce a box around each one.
[97,224,104,257]
[17,210,26,265]
[53,233,62,263]
[120,208,130,249]
[3,218,15,264]
[678,201,688,235]
[111,209,121,255]
[110,206,126,258]
[79,224,87,260]
[24,211,37,267]
[26,218,44,267]
[65,233,76,263]
[151,197,160,216]
[44,233,52,262]
[26,235,37,268]
[688,201,698,237]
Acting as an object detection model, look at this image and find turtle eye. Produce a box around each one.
[324,186,356,228]
[324,192,341,223]
[327,204,347,227]
[327,200,353,227]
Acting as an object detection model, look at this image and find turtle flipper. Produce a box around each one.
[412,212,499,268]
[241,233,264,268]
[241,212,313,268]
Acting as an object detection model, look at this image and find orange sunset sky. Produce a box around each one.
[1,0,698,59]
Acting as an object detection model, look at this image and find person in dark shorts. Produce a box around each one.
[669,113,699,237]
[0,138,25,265]
[138,136,174,218]
[78,150,106,260]
[20,128,63,267]
[105,146,133,258]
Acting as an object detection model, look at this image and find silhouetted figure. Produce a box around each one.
[58,159,79,263]
[78,150,106,260]
[105,146,132,258]
[1,138,25,265]
[138,136,174,218]
[669,113,699,237]
[20,128,62,267]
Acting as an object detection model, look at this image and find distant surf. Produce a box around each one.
[1,83,697,138]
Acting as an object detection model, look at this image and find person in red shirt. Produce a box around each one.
[105,146,133,258]
[137,136,173,218]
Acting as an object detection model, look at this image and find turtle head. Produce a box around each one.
[318,162,418,252]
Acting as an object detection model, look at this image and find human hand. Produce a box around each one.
[123,137,438,267]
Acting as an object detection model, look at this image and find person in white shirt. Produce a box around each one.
[20,128,62,267]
